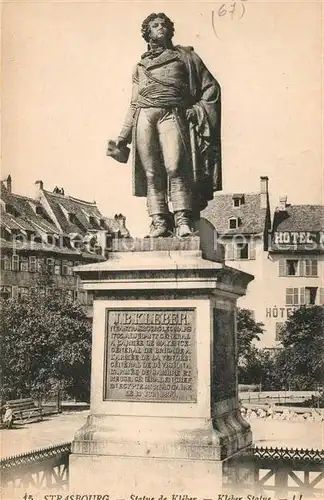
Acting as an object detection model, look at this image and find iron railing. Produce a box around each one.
[0,442,71,491]
[223,446,324,497]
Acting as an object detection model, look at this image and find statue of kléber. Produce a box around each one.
[107,12,222,238]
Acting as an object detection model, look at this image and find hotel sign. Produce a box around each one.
[272,231,324,250]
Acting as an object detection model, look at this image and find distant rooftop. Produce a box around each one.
[272,204,324,233]
[202,176,270,235]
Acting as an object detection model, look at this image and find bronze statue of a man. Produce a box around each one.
[112,13,222,237]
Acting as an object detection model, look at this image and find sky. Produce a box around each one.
[1,0,323,236]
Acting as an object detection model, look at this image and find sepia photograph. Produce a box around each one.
[0,0,323,499]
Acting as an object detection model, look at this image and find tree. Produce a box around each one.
[275,305,324,390]
[236,308,265,365]
[0,281,92,402]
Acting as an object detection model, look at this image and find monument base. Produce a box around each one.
[69,454,224,496]
[70,241,254,494]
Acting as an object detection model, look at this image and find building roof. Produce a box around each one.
[0,238,106,260]
[0,182,59,236]
[42,190,127,236]
[0,179,130,259]
[201,192,269,235]
[272,205,324,232]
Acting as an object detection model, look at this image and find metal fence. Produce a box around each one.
[223,446,324,498]
[0,442,71,491]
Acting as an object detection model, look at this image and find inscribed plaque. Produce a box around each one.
[104,308,196,402]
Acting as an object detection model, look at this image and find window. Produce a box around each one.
[87,292,94,306]
[54,260,61,275]
[29,256,37,272]
[232,194,244,208]
[225,241,256,260]
[18,286,29,298]
[68,213,77,224]
[0,286,11,299]
[47,258,54,274]
[62,260,68,276]
[286,260,299,276]
[305,260,318,277]
[12,254,19,271]
[2,255,11,271]
[279,259,318,277]
[78,290,87,305]
[37,258,45,273]
[67,261,74,276]
[236,242,249,260]
[20,256,29,272]
[229,217,239,229]
[300,287,318,305]
[286,288,299,305]
[275,322,284,341]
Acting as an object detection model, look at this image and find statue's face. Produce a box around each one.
[148,17,169,44]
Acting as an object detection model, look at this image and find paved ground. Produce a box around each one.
[0,410,323,459]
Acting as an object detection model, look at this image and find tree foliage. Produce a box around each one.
[275,305,324,390]
[0,281,92,402]
[236,308,265,364]
[237,305,324,391]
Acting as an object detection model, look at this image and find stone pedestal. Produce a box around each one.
[70,236,253,495]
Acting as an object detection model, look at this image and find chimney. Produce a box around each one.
[260,176,269,209]
[114,213,129,237]
[35,180,44,200]
[279,195,287,211]
[3,174,12,193]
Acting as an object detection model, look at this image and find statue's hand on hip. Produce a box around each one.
[185,108,197,124]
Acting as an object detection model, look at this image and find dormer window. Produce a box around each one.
[229,217,240,229]
[69,213,77,223]
[35,206,44,216]
[232,194,244,208]
[99,218,106,229]
[89,215,98,227]
[59,203,77,224]
[5,204,20,217]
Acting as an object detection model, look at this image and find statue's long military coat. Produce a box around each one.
[119,45,222,213]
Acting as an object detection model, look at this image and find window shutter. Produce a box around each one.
[12,286,18,298]
[312,260,318,276]
[299,259,305,276]
[249,239,256,260]
[319,288,324,305]
[279,259,285,277]
[300,287,306,305]
[286,288,293,305]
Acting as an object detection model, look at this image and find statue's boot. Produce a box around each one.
[174,210,192,238]
[147,214,170,238]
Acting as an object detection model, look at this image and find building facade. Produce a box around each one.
[0,175,130,311]
[265,199,324,343]
[202,178,324,348]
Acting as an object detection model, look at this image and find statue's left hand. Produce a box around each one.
[185,108,197,124]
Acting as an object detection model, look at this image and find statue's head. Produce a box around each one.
[141,13,174,45]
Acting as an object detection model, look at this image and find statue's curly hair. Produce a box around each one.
[141,13,174,43]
